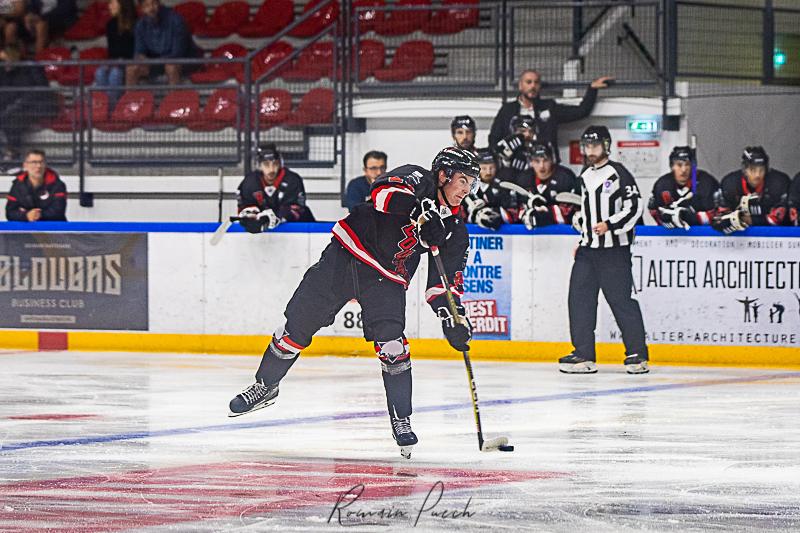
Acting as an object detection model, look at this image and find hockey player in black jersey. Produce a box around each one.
[789,172,800,226]
[514,143,578,229]
[236,143,315,233]
[451,115,477,153]
[228,147,479,459]
[461,148,516,230]
[648,146,719,229]
[493,114,538,175]
[711,146,790,234]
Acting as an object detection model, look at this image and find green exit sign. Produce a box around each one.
[627,119,659,134]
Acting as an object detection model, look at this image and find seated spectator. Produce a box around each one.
[345,150,387,213]
[126,0,201,86]
[493,114,538,175]
[461,147,515,231]
[6,149,67,221]
[514,143,578,229]
[450,115,476,154]
[237,143,315,233]
[0,43,56,163]
[648,146,719,229]
[95,0,137,106]
[4,0,77,54]
[712,146,791,234]
[789,171,800,226]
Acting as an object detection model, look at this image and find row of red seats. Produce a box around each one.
[48,87,334,133]
[62,0,477,41]
[37,38,434,85]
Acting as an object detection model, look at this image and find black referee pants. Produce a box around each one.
[568,246,648,362]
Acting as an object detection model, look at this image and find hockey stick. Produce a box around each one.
[210,218,234,246]
[498,180,582,206]
[429,245,513,453]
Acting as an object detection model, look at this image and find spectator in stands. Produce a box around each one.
[127,0,201,86]
[788,171,800,226]
[489,69,614,162]
[5,149,67,221]
[4,0,77,54]
[95,0,136,106]
[648,146,719,229]
[236,143,315,233]
[712,146,791,234]
[451,115,476,154]
[1,0,26,47]
[345,150,387,213]
[0,43,55,163]
[514,144,578,230]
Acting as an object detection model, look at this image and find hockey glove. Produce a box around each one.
[437,305,472,352]
[658,206,692,230]
[525,193,548,212]
[473,207,503,230]
[238,207,265,233]
[416,198,446,247]
[712,209,749,234]
[790,207,798,226]
[739,193,762,216]
[463,195,487,216]
[571,209,584,233]
[521,208,538,230]
[495,133,525,160]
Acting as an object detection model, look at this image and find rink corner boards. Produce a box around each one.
[2,330,800,369]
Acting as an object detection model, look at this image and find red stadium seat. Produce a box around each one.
[239,0,294,38]
[373,40,433,82]
[355,39,385,80]
[48,94,74,132]
[63,1,111,40]
[59,47,109,86]
[376,0,430,37]
[244,41,293,82]
[100,90,154,132]
[190,43,247,84]
[197,1,250,38]
[282,41,334,82]
[155,90,201,126]
[174,1,207,34]
[190,88,239,131]
[285,87,334,127]
[256,89,292,127]
[352,0,385,35]
[35,47,71,83]
[424,0,478,34]
[289,0,339,38]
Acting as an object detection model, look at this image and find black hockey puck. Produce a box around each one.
[498,445,514,452]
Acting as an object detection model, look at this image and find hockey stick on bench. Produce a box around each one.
[498,180,582,206]
[429,245,513,453]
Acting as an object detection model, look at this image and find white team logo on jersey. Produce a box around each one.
[39,191,49,200]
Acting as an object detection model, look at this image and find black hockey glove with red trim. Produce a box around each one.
[437,305,472,352]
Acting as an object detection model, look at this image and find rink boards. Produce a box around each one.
[1,222,799,366]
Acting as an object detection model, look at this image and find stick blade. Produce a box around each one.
[480,436,509,452]
[210,220,233,246]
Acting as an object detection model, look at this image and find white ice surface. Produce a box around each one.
[2,351,800,532]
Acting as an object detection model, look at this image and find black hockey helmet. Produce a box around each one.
[431,146,481,194]
[450,115,476,133]
[580,125,612,153]
[475,147,496,165]
[669,145,694,166]
[525,143,554,161]
[742,146,768,168]
[509,114,536,133]
[257,143,282,164]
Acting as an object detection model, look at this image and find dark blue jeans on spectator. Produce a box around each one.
[94,66,124,107]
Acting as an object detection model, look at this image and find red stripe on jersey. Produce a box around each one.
[7,195,17,201]
[332,221,408,287]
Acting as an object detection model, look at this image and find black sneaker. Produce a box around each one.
[391,414,418,459]
[624,354,649,374]
[228,380,279,417]
[558,353,598,374]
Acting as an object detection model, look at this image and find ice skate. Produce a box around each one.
[558,353,598,374]
[624,354,649,374]
[390,414,418,459]
[228,380,279,417]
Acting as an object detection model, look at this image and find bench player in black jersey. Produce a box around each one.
[648,146,719,229]
[228,147,480,459]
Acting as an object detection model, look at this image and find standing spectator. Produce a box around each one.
[789,171,800,226]
[489,69,614,162]
[236,143,315,233]
[450,115,476,154]
[515,143,578,229]
[6,149,67,221]
[127,0,201,86]
[648,146,719,229]
[712,146,791,234]
[462,148,515,230]
[561,126,648,375]
[4,0,77,54]
[95,0,136,106]
[344,150,387,213]
[0,43,56,163]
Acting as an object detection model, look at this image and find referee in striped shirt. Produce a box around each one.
[559,126,649,374]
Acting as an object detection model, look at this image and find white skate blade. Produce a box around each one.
[625,361,650,374]
[399,445,414,459]
[480,436,509,452]
[227,397,276,418]
[559,361,598,374]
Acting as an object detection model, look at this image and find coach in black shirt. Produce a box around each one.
[559,126,649,375]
